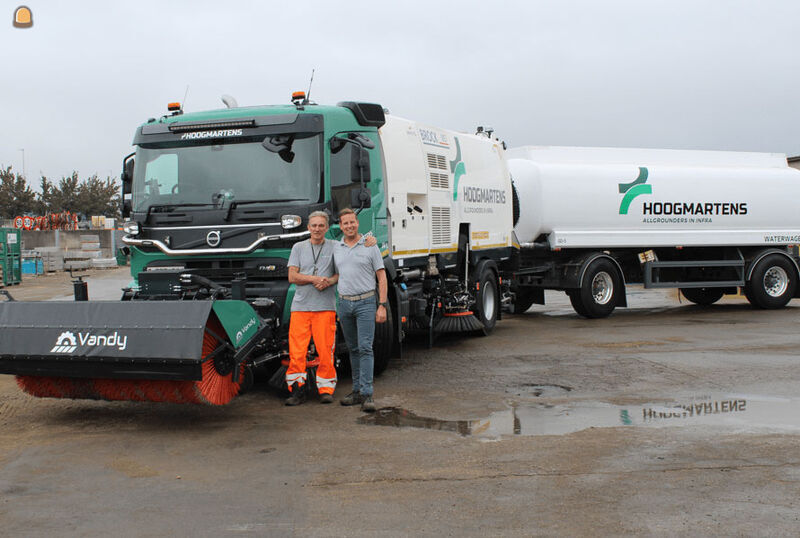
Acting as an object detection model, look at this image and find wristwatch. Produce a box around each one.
[378,302,388,308]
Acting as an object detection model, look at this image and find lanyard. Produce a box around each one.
[311,241,324,275]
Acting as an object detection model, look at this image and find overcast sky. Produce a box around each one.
[2,1,800,186]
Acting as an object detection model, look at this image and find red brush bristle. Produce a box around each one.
[16,376,103,400]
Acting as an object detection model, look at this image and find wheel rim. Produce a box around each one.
[483,280,496,319]
[763,266,789,297]
[591,271,614,305]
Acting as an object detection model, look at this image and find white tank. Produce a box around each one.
[507,146,800,249]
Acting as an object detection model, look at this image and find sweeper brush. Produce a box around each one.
[0,300,269,405]
[435,311,485,333]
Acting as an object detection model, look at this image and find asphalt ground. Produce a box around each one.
[2,268,800,536]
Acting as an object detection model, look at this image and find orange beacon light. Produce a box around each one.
[13,6,33,28]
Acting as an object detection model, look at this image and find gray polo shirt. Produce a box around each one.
[287,239,337,312]
[333,236,384,296]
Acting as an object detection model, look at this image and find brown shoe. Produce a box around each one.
[361,396,376,412]
[319,393,333,404]
[340,392,363,406]
[284,383,306,406]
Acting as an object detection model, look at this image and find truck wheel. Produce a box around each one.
[474,265,500,335]
[572,258,621,318]
[567,290,589,317]
[745,254,796,309]
[680,287,724,306]
[373,301,394,375]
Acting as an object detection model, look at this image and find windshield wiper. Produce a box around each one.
[224,198,306,221]
[146,203,218,220]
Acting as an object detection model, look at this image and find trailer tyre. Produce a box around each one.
[745,254,796,309]
[680,287,724,306]
[474,264,500,335]
[571,258,621,319]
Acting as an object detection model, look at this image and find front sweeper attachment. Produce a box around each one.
[0,300,266,405]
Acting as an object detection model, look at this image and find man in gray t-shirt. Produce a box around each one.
[285,211,339,405]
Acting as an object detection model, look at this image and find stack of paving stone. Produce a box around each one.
[36,246,64,272]
[81,234,117,269]
[64,235,100,270]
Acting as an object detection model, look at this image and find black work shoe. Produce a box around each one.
[361,396,376,412]
[319,393,333,404]
[285,384,306,406]
[340,392,363,406]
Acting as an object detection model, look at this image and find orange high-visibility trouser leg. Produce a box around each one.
[310,310,337,395]
[287,312,313,390]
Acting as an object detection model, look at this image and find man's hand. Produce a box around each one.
[364,235,378,248]
[313,276,332,291]
[376,304,387,323]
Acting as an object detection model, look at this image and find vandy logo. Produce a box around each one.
[50,331,128,353]
[618,167,651,214]
[235,317,257,344]
[51,331,77,353]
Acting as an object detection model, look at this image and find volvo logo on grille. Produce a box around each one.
[206,230,221,247]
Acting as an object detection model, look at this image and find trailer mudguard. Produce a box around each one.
[0,301,217,380]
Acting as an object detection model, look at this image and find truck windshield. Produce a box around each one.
[132,134,322,212]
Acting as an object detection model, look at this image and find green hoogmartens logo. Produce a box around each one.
[450,137,466,201]
[618,167,651,214]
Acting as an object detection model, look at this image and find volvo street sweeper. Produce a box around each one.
[1,93,799,405]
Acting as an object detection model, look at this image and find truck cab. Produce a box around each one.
[121,100,388,329]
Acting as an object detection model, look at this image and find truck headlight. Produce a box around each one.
[281,215,301,229]
[123,221,140,235]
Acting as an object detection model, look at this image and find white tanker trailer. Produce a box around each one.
[505,145,800,317]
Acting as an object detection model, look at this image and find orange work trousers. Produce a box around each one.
[286,310,337,394]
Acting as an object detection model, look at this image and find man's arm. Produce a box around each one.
[288,266,331,288]
[375,268,388,323]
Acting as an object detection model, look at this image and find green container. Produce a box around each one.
[0,228,21,256]
[0,253,21,285]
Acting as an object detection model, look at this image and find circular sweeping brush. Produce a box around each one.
[435,311,485,333]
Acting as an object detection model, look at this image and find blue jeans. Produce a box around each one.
[337,296,376,396]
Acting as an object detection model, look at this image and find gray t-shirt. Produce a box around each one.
[287,239,337,312]
[333,236,384,296]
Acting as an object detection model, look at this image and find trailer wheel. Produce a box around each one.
[571,258,621,318]
[474,265,500,335]
[745,254,796,309]
[680,287,725,306]
[373,301,394,375]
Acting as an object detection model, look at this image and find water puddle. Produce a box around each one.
[519,384,572,397]
[359,395,800,438]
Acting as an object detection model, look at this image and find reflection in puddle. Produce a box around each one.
[359,395,800,438]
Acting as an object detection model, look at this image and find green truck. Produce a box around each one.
[0,94,516,404]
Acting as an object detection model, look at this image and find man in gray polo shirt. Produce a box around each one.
[333,208,388,412]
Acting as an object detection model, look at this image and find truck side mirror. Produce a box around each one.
[121,153,135,195]
[122,199,132,219]
[351,147,371,183]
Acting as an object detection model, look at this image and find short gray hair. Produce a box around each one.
[308,211,329,225]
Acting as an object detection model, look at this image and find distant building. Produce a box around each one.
[789,156,800,170]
